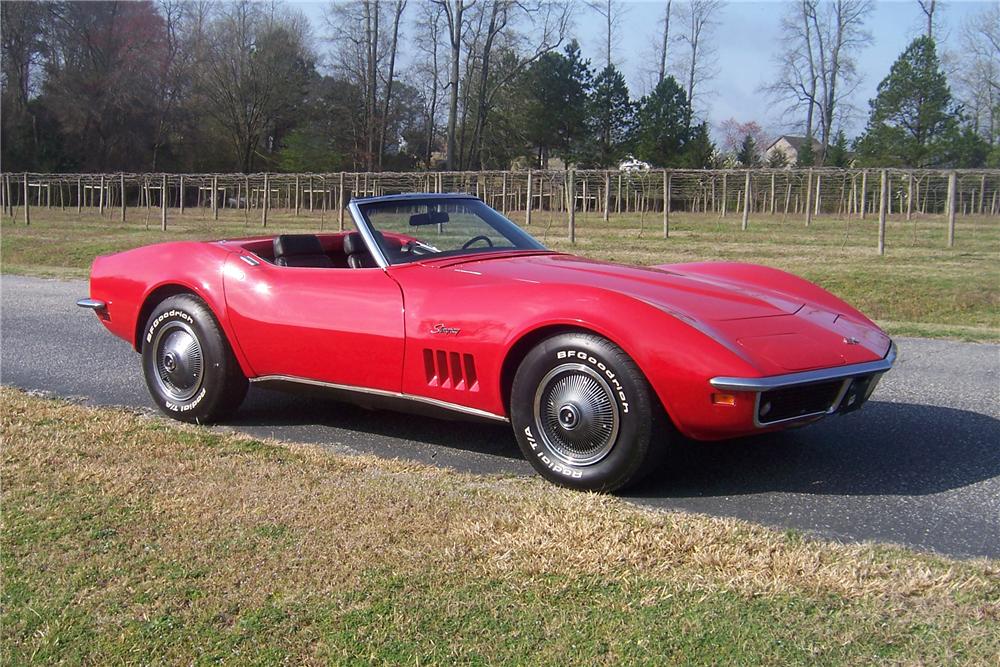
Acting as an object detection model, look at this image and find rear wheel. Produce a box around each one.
[510,332,661,492]
[141,294,247,423]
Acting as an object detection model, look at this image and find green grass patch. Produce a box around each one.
[2,387,998,664]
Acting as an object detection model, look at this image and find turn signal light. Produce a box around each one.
[712,393,737,407]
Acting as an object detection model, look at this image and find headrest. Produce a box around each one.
[274,234,324,258]
[343,232,368,255]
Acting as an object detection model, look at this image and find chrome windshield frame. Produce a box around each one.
[347,192,543,269]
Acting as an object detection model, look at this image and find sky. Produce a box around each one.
[295,0,995,142]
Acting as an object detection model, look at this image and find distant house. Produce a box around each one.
[765,135,822,166]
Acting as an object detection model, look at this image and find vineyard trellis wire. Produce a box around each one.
[2,168,997,254]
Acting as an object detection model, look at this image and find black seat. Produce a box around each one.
[344,231,402,268]
[273,234,334,268]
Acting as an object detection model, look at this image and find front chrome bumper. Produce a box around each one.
[76,298,107,311]
[710,342,897,428]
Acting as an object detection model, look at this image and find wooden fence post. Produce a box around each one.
[603,170,610,222]
[906,172,913,221]
[262,173,269,227]
[525,169,533,226]
[161,175,168,231]
[878,169,887,255]
[860,170,868,220]
[741,170,751,230]
[804,168,813,226]
[179,175,185,215]
[338,172,345,231]
[294,174,300,216]
[663,169,672,238]
[23,173,30,225]
[814,172,822,217]
[99,174,105,215]
[120,173,126,222]
[567,169,576,243]
[501,171,508,215]
[721,173,728,217]
[769,172,776,215]
[947,170,957,247]
[212,175,219,220]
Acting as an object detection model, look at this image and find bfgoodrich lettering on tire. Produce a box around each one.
[510,332,661,492]
[141,294,247,423]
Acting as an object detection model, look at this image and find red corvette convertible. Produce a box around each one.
[79,193,895,491]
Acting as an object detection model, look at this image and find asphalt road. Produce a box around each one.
[3,274,998,559]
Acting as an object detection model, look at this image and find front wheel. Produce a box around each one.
[141,294,248,423]
[510,333,661,492]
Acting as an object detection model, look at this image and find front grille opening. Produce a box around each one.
[758,380,843,424]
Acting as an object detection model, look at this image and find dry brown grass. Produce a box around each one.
[3,387,999,664]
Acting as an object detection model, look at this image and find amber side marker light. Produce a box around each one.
[712,393,737,406]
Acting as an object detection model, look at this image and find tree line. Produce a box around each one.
[1,0,997,175]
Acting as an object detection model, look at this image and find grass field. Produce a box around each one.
[2,387,998,665]
[2,205,997,341]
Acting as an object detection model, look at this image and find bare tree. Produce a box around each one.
[917,0,937,40]
[327,0,413,170]
[199,1,311,172]
[657,0,673,85]
[413,1,447,166]
[377,0,407,169]
[0,1,48,167]
[810,0,873,159]
[955,3,1000,144]
[433,0,475,170]
[585,0,628,70]
[465,0,570,168]
[766,0,872,163]
[674,0,724,118]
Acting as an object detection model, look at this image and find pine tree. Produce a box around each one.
[796,140,815,167]
[683,122,716,168]
[584,64,634,168]
[522,41,593,168]
[854,36,960,167]
[633,76,694,167]
[736,133,760,166]
[826,130,850,167]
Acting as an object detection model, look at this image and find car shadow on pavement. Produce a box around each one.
[230,391,999,498]
[229,387,521,460]
[630,400,1000,499]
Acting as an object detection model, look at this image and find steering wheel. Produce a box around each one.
[462,235,494,250]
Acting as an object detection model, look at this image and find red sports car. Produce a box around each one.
[79,193,895,491]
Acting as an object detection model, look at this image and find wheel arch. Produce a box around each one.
[498,323,673,425]
[134,284,197,351]
[133,281,256,379]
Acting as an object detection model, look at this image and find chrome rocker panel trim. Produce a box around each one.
[249,374,509,423]
[709,342,897,393]
[76,298,107,311]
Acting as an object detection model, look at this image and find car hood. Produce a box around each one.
[440,253,890,372]
[443,253,804,321]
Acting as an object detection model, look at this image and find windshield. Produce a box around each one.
[356,197,546,265]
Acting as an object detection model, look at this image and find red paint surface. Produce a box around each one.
[86,235,891,441]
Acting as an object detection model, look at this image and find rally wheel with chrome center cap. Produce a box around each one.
[511,332,663,492]
[141,294,247,423]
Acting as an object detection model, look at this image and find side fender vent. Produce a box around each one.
[424,349,479,392]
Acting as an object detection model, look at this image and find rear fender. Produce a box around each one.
[88,242,256,378]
